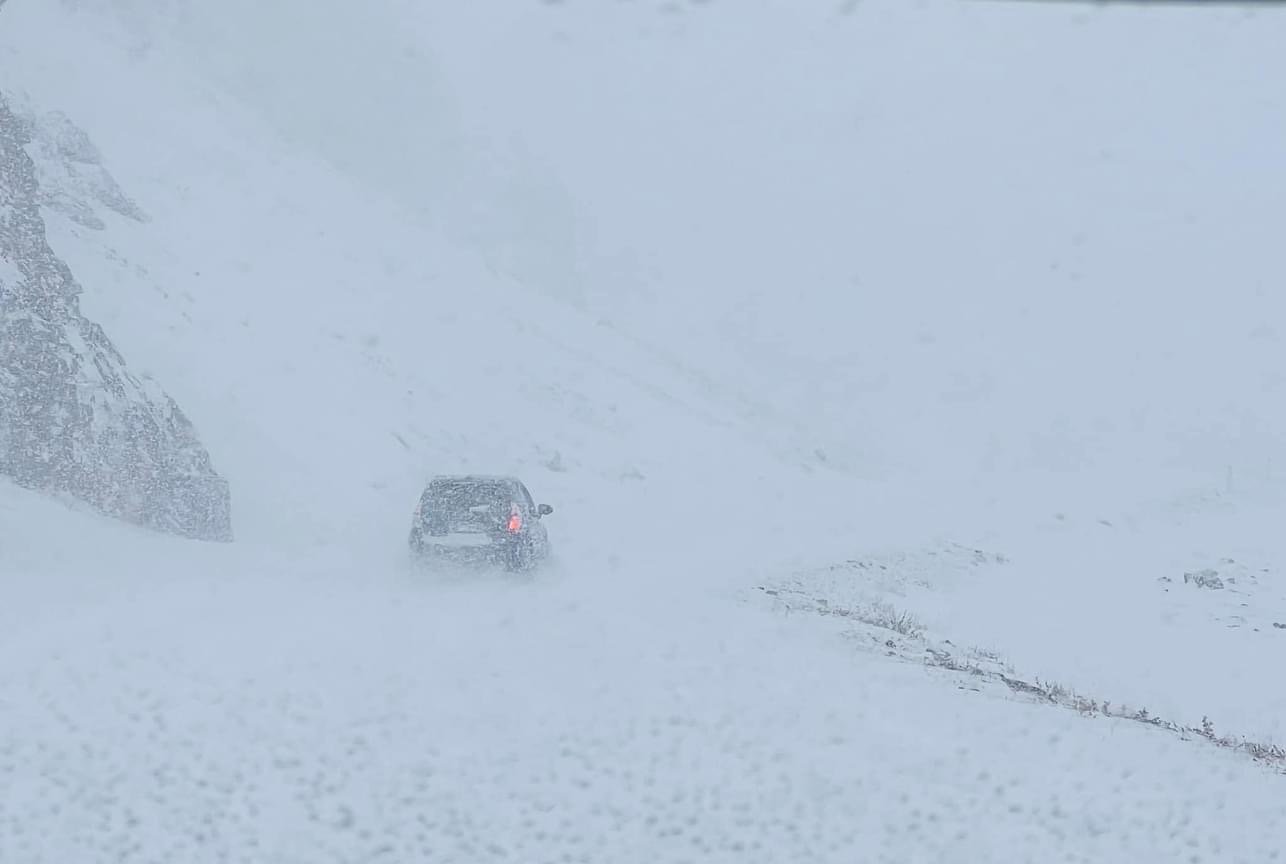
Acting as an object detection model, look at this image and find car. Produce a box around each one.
[408,474,554,572]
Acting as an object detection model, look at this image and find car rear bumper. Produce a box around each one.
[412,536,518,567]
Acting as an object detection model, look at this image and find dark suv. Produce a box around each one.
[408,475,554,571]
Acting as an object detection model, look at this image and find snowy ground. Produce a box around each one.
[762,478,1286,747]
[3,0,1286,861]
[4,479,1286,864]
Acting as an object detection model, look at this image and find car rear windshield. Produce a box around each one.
[425,480,514,528]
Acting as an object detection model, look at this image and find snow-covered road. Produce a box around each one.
[3,484,1284,863]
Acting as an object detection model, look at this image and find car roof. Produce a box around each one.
[428,474,523,484]
[424,474,528,493]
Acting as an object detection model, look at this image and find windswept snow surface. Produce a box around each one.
[5,480,1286,863]
[3,0,1286,861]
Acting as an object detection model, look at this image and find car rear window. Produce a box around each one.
[425,480,513,527]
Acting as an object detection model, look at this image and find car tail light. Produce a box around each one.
[507,504,522,534]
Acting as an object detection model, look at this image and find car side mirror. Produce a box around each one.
[538,504,554,517]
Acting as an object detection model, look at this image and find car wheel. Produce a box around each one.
[504,541,533,573]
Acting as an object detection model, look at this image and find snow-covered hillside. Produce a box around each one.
[3,0,1285,860]
[70,0,1286,497]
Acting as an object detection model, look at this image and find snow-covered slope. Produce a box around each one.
[76,0,1286,499]
[3,0,1285,860]
[3,4,848,566]
[427,0,1286,501]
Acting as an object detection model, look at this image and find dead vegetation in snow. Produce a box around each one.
[754,582,1286,775]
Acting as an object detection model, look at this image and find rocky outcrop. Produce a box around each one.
[20,105,149,230]
[0,92,232,541]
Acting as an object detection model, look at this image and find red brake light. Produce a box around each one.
[507,504,522,534]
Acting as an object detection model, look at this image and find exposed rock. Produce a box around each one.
[1182,568,1224,590]
[17,103,150,230]
[0,92,232,541]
